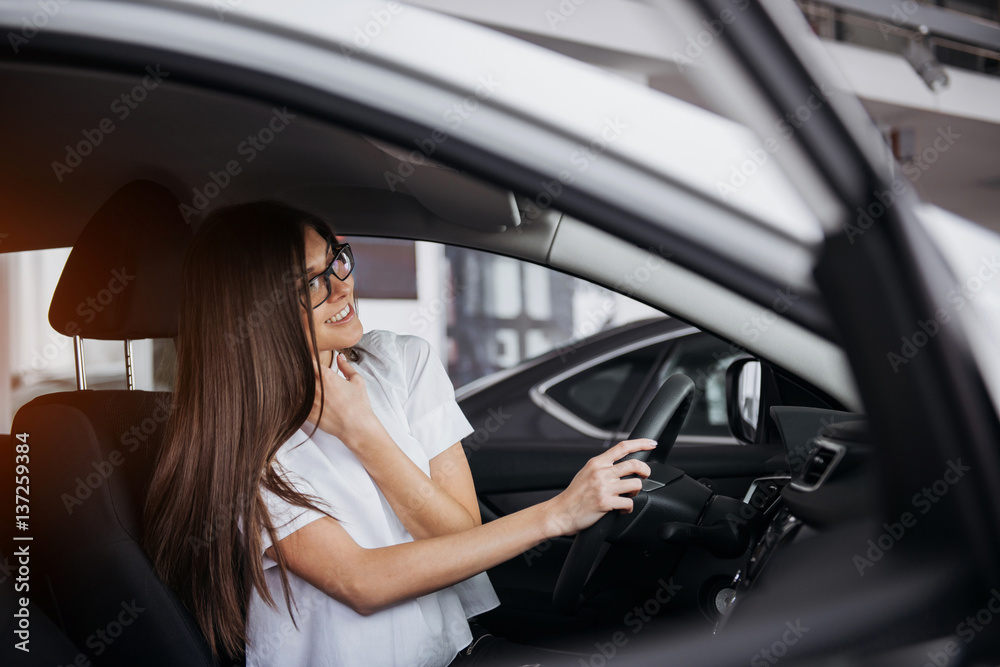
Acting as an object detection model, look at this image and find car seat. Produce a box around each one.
[10,180,226,666]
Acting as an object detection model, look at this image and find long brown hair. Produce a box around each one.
[144,202,347,660]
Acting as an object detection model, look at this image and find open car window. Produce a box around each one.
[346,238,663,388]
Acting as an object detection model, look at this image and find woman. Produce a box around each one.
[144,202,655,666]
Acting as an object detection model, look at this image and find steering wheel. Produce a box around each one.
[551,373,696,614]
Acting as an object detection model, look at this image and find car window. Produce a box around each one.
[2,248,175,426]
[655,335,744,438]
[544,344,665,433]
[540,333,741,441]
[4,238,659,428]
[348,240,663,389]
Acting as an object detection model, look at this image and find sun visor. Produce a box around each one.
[366,137,521,231]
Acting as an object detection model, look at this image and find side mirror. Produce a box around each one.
[726,358,762,443]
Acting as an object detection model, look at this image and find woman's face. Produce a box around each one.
[301,225,363,353]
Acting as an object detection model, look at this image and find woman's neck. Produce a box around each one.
[319,350,335,368]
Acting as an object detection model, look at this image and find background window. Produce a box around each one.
[655,335,743,438]
[545,344,665,432]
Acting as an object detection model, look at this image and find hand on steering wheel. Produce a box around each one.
[551,374,696,614]
[546,438,656,537]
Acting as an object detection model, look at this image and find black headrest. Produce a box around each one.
[48,180,191,340]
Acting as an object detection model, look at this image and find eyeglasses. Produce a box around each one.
[306,243,355,309]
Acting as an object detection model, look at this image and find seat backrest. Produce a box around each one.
[12,391,218,666]
[10,181,226,666]
[1,433,85,666]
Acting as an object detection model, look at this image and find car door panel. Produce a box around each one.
[468,441,784,513]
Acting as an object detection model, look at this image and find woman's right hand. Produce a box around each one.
[545,438,657,537]
[307,352,383,448]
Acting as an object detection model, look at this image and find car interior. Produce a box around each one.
[2,30,967,666]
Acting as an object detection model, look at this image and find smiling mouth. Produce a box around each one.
[325,302,353,324]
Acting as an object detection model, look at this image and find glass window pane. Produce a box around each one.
[655,335,743,437]
[546,344,662,431]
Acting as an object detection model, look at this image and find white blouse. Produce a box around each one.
[245,330,499,667]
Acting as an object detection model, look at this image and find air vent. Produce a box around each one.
[791,440,846,492]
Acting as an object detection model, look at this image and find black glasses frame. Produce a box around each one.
[307,242,354,310]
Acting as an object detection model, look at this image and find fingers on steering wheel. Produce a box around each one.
[609,483,640,512]
[607,438,656,462]
[613,458,652,480]
[614,476,644,495]
[611,457,649,511]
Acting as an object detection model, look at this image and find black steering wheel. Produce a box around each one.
[551,373,696,614]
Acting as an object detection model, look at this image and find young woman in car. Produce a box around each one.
[144,202,655,667]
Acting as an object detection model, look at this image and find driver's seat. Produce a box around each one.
[11,181,223,666]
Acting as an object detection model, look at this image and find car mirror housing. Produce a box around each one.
[726,357,762,444]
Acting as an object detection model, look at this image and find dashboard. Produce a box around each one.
[715,409,876,627]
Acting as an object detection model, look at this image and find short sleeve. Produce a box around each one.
[397,334,474,460]
[258,468,327,569]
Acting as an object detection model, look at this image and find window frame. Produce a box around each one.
[528,327,697,441]
[623,331,747,445]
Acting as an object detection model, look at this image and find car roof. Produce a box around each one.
[1,0,823,268]
[0,0,861,410]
